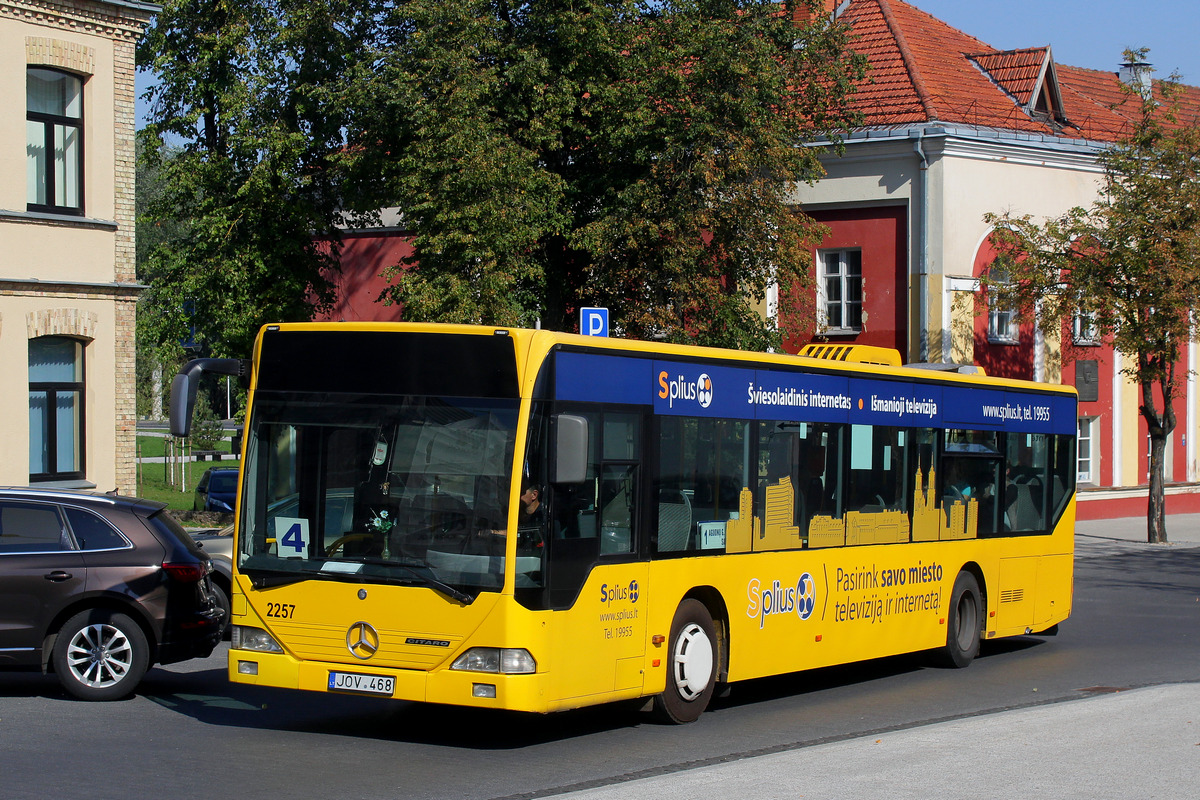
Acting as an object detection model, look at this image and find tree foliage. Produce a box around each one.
[343,0,866,349]
[983,55,1200,543]
[136,0,378,357]
[138,0,864,354]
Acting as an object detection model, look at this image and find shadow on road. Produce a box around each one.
[12,549,1191,749]
[112,631,1048,749]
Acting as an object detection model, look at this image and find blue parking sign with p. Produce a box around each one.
[581,307,609,337]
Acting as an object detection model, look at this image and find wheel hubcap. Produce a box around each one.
[671,622,714,701]
[66,623,133,688]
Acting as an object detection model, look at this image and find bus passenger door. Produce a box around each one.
[545,410,648,701]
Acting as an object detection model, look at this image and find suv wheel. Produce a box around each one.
[52,609,149,701]
[211,582,231,639]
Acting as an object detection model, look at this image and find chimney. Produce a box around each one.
[1118,56,1154,100]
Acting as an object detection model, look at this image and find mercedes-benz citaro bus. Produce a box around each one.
[170,322,1075,723]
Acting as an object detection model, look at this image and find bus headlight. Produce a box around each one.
[450,647,536,674]
[231,625,284,653]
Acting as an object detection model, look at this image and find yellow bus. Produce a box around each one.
[171,322,1075,723]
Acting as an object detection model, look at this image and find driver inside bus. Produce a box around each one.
[486,477,545,538]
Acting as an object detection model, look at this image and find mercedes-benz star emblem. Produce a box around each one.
[346,621,380,660]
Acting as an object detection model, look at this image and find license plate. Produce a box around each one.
[328,671,395,696]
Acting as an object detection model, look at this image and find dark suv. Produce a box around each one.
[0,487,222,700]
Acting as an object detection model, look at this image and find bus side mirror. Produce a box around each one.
[169,358,245,437]
[551,414,589,484]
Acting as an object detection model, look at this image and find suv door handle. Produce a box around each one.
[44,571,73,582]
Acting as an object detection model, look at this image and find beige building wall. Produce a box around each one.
[932,139,1102,372]
[937,142,1103,380]
[0,0,153,493]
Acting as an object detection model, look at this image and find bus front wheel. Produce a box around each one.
[653,599,718,724]
[941,571,982,668]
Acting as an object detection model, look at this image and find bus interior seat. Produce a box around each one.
[942,487,966,526]
[1051,476,1066,514]
[1005,482,1041,531]
[857,500,885,515]
[575,510,597,538]
[656,490,692,552]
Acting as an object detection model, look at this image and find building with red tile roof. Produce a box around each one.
[790,0,1200,516]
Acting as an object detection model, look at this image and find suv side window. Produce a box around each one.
[65,507,129,551]
[0,501,69,552]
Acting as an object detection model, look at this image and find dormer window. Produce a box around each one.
[969,47,1070,129]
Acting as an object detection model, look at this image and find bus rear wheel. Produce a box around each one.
[941,571,982,668]
[653,599,718,724]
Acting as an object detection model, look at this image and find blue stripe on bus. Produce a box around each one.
[554,352,1075,434]
[555,352,652,404]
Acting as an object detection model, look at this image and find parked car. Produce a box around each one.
[193,467,238,513]
[0,487,222,700]
[190,524,232,638]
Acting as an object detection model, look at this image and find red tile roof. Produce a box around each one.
[969,48,1049,108]
[839,0,1200,142]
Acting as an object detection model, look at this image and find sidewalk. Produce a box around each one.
[1075,511,1200,555]
[551,516,1200,800]
[555,683,1200,800]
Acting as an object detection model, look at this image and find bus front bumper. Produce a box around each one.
[228,650,550,711]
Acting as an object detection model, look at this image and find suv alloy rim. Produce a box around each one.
[65,622,135,688]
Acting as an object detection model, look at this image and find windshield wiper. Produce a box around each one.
[354,557,476,605]
[243,568,323,590]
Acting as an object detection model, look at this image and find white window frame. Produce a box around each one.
[1073,311,1099,345]
[986,267,1017,344]
[817,249,862,334]
[1077,417,1096,484]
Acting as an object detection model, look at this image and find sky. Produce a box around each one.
[906,0,1200,85]
[135,0,1200,129]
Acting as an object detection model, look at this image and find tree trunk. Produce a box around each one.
[1146,431,1168,544]
[1140,373,1176,545]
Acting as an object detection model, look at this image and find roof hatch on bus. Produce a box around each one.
[798,344,902,367]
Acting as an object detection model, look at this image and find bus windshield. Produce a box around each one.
[238,392,519,598]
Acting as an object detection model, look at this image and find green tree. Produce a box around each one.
[984,54,1200,543]
[189,388,225,451]
[138,0,863,353]
[136,0,377,358]
[341,0,865,349]
[135,138,198,420]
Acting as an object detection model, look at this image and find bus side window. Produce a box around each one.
[1050,433,1075,520]
[600,463,637,554]
[818,424,844,520]
[657,417,750,555]
[540,408,641,609]
[942,430,1003,535]
[1005,432,1048,532]
[846,424,907,515]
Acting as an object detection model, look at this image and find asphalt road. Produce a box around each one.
[2,518,1198,800]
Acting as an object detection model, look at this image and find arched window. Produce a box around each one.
[27,67,84,215]
[29,337,85,481]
